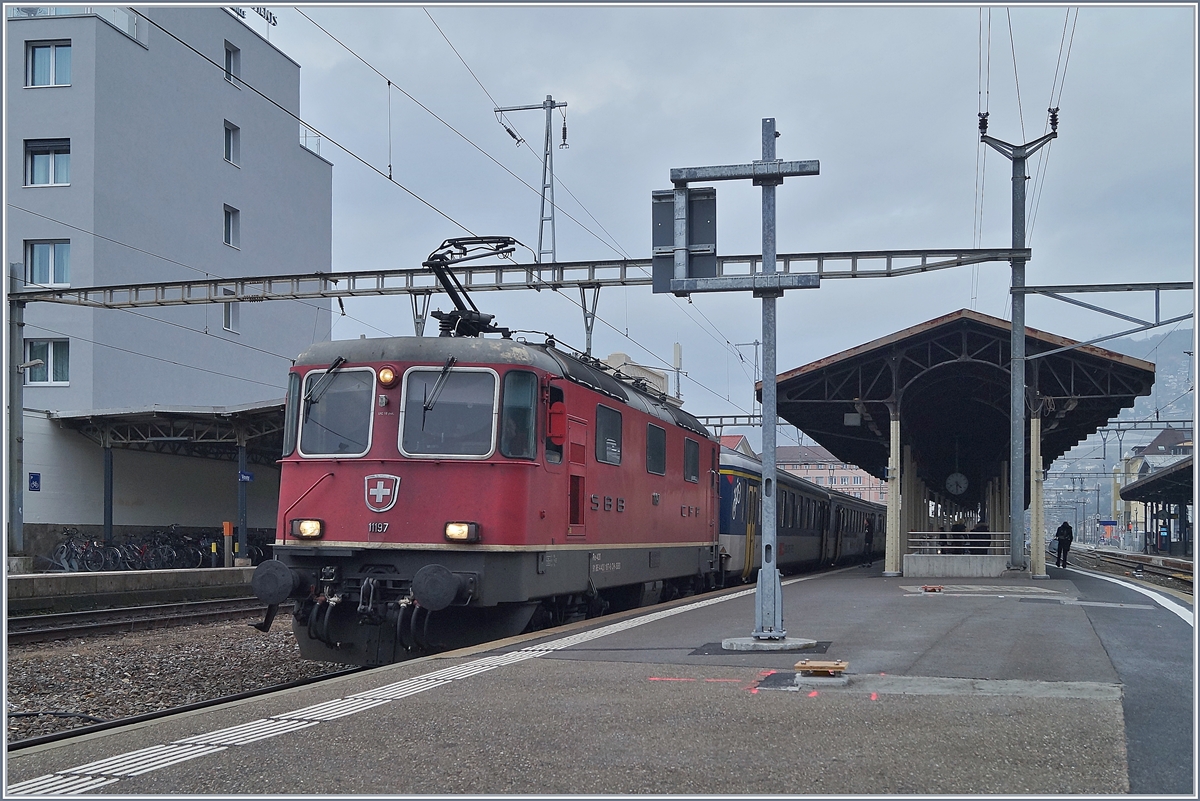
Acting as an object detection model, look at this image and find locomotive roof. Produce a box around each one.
[295,336,712,438]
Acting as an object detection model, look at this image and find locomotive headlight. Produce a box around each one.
[378,365,399,388]
[291,519,324,539]
[444,522,480,543]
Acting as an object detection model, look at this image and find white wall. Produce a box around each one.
[21,413,280,529]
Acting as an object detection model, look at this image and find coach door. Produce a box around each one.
[566,417,588,539]
[741,483,760,580]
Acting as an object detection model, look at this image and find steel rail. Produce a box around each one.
[7,598,288,644]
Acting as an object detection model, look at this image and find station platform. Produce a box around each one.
[6,564,1193,795]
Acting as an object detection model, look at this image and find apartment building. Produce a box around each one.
[7,7,332,552]
[776,444,887,502]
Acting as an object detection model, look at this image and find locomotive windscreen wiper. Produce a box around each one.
[422,356,457,423]
[303,356,347,420]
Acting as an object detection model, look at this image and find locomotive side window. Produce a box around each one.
[683,438,699,483]
[545,385,564,464]
[400,368,498,457]
[499,371,537,459]
[282,372,300,457]
[299,368,374,457]
[646,424,666,475]
[595,405,622,465]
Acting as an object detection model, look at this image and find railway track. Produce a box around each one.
[1060,547,1193,594]
[6,597,287,644]
[6,664,365,752]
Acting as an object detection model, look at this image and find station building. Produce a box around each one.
[6,7,332,559]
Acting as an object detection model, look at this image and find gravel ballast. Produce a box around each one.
[6,614,348,743]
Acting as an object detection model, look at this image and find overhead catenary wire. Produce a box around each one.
[1007,8,1026,143]
[291,8,623,260]
[971,7,992,307]
[137,10,478,237]
[409,8,758,368]
[25,322,285,390]
[132,9,762,416]
[8,203,394,344]
[1028,7,1079,243]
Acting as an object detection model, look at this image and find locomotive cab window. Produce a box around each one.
[646,424,666,475]
[683,438,700,483]
[282,372,300,457]
[595,405,622,465]
[401,367,498,457]
[298,367,374,457]
[545,385,564,464]
[500,370,537,459]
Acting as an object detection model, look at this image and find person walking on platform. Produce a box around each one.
[1055,520,1074,568]
[862,518,875,567]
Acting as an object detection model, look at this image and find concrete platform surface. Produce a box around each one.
[5,564,1193,796]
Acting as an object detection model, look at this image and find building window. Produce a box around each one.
[224,121,240,164]
[26,241,69,286]
[25,139,69,185]
[26,41,70,86]
[853,475,863,485]
[222,288,239,332]
[224,41,240,82]
[25,339,68,384]
[815,476,824,486]
[223,205,239,247]
[595,405,622,465]
[840,476,849,485]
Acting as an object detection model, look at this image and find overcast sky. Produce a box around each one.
[241,3,1195,438]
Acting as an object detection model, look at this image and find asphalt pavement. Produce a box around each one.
[5,563,1193,795]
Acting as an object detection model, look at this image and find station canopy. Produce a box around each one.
[51,400,285,466]
[771,309,1156,507]
[1120,455,1193,505]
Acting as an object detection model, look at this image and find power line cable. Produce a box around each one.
[23,322,284,390]
[1007,8,1026,142]
[290,8,625,259]
[8,203,394,340]
[1028,7,1079,242]
[136,9,478,236]
[410,6,748,362]
[143,9,751,412]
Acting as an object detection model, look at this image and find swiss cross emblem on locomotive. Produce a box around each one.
[364,474,401,513]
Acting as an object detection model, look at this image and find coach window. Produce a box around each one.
[299,367,374,457]
[401,367,497,457]
[683,438,699,483]
[595,404,622,465]
[500,371,537,459]
[646,424,666,475]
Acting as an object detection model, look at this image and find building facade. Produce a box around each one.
[7,7,332,552]
[776,444,888,503]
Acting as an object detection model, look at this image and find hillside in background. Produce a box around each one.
[1043,327,1193,531]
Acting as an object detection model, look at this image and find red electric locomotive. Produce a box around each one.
[251,239,720,666]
